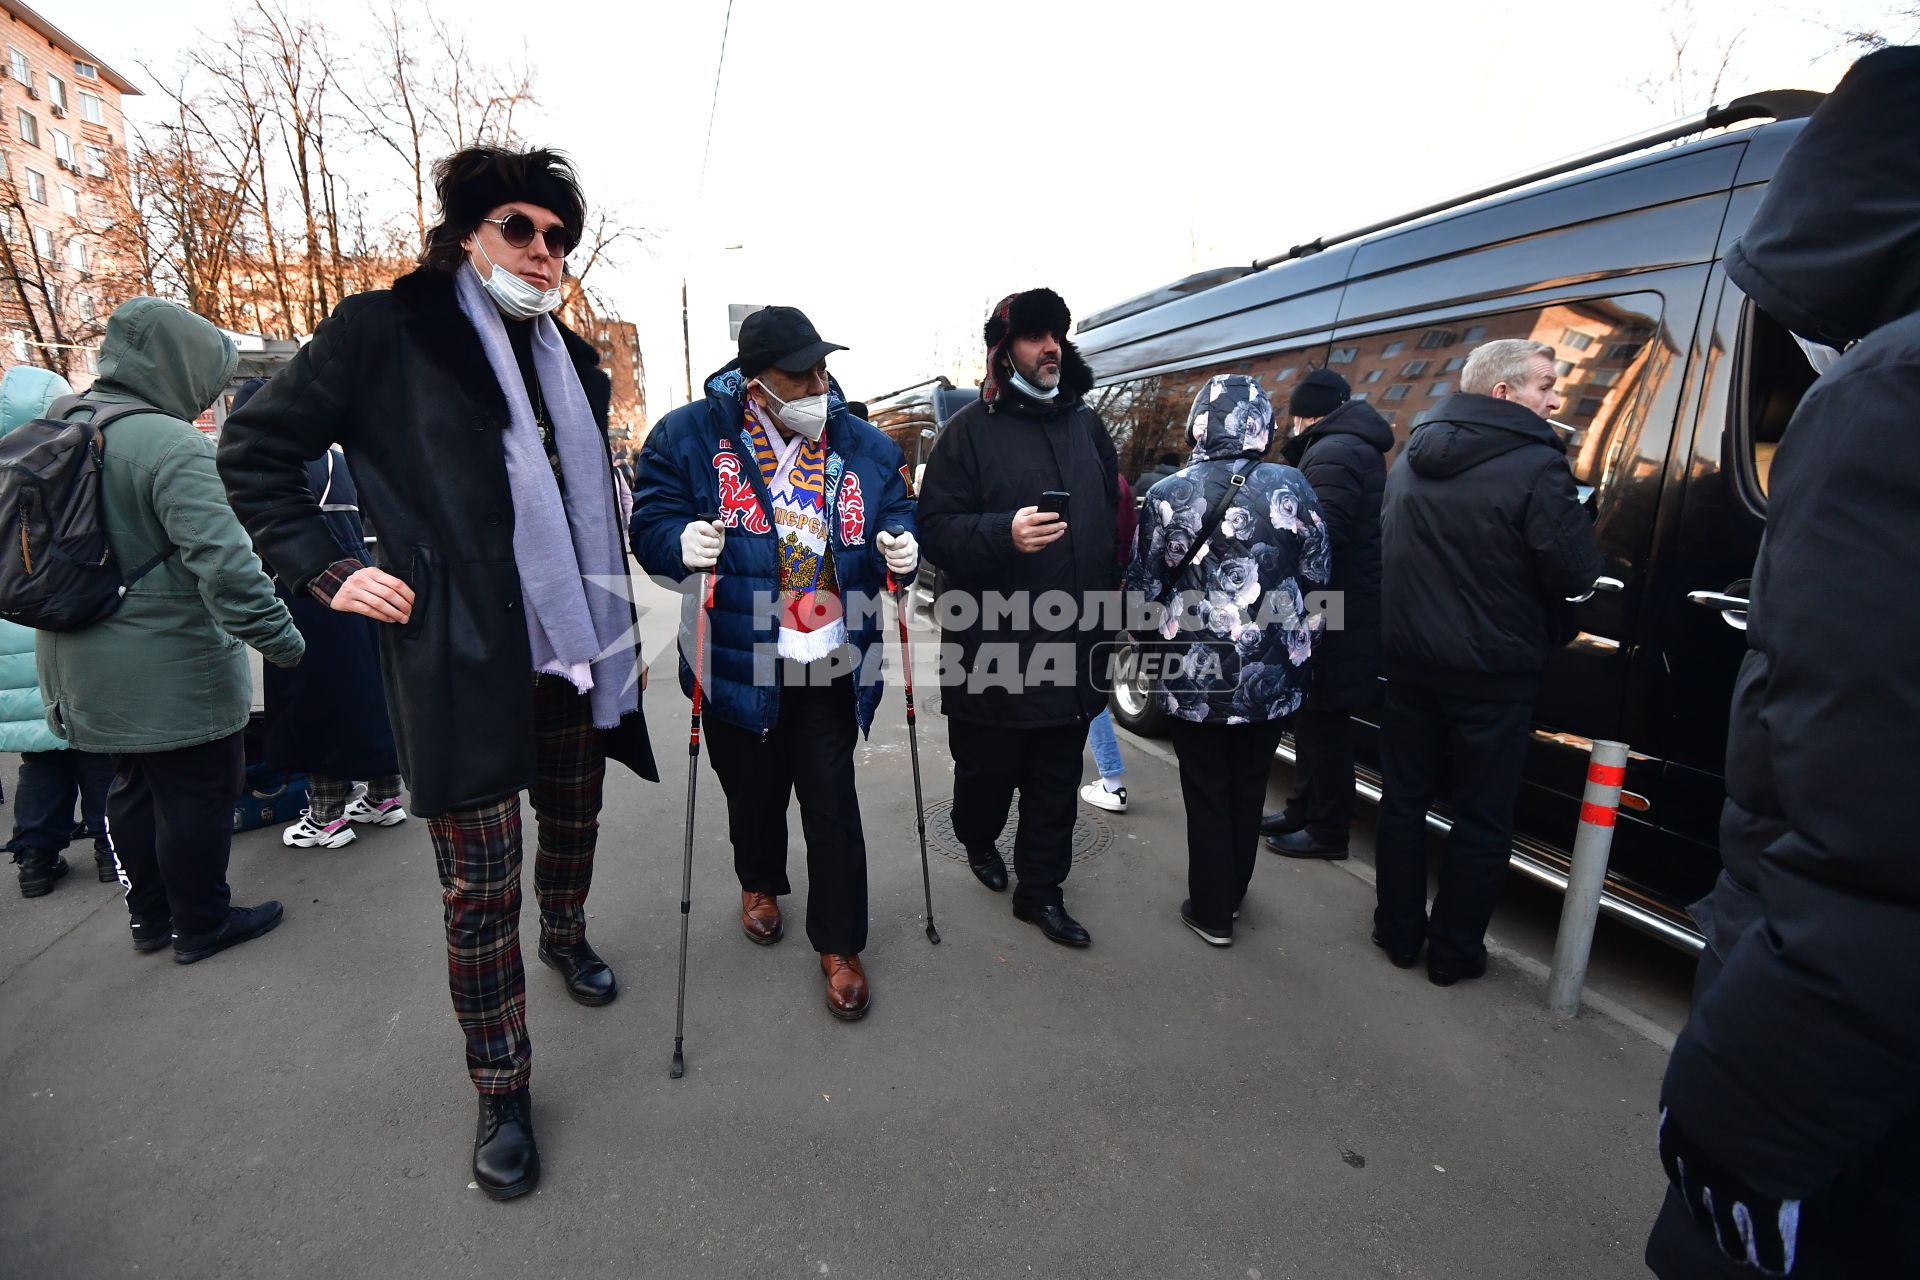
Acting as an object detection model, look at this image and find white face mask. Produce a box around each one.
[753,380,830,441]
[473,247,562,320]
[1792,332,1846,377]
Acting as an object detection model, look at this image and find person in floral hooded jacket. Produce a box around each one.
[1126,373,1330,946]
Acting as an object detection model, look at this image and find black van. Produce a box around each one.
[1075,92,1826,951]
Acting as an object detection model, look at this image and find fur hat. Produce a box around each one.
[981,288,1091,408]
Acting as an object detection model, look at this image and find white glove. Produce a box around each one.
[877,529,918,577]
[680,519,724,571]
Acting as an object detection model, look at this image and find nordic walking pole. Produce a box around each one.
[671,513,723,1079]
[887,556,940,945]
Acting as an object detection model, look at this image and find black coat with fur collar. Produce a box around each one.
[218,266,655,816]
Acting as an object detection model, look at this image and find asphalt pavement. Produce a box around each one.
[0,606,1692,1280]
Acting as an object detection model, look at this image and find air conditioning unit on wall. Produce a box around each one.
[49,104,62,118]
[25,86,37,100]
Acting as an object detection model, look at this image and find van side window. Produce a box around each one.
[1736,301,1816,504]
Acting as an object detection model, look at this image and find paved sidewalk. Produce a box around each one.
[0,666,1673,1279]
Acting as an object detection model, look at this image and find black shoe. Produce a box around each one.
[1012,901,1090,948]
[1371,928,1421,970]
[1265,830,1349,861]
[538,938,617,1007]
[473,1086,540,1201]
[1427,956,1489,987]
[172,901,284,965]
[14,851,69,898]
[1258,809,1307,837]
[130,914,173,954]
[966,846,1009,893]
[95,848,117,883]
[1180,899,1233,947]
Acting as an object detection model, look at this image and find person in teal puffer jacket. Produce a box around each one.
[0,365,117,897]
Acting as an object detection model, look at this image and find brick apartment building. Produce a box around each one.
[0,0,138,385]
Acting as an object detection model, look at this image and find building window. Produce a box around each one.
[1351,392,1369,402]
[1327,347,1358,365]
[1442,356,1466,372]
[8,50,28,86]
[1272,366,1297,382]
[1418,328,1457,349]
[1362,369,1384,384]
[25,168,44,203]
[78,93,106,127]
[1605,341,1643,361]
[17,110,38,147]
[1461,324,1487,344]
[1382,384,1411,401]
[1589,367,1622,387]
[1399,359,1429,377]
[67,238,86,271]
[1428,381,1452,397]
[1380,340,1405,357]
[1575,396,1605,418]
[30,225,53,258]
[47,75,65,113]
[53,131,73,167]
[73,61,99,79]
[1553,359,1573,376]
[9,330,27,362]
[77,292,95,322]
[1560,329,1593,351]
[59,186,77,217]
[83,146,107,178]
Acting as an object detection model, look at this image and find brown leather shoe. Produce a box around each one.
[820,953,870,1021]
[741,891,783,945]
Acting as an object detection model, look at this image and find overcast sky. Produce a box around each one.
[76,0,1913,417]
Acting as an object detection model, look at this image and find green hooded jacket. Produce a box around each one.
[36,298,304,752]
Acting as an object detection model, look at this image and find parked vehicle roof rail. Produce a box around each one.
[863,375,954,405]
[1077,264,1261,334]
[1249,88,1827,271]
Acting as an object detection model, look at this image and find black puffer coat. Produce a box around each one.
[918,343,1120,728]
[218,267,656,816]
[1281,399,1392,710]
[1380,394,1602,701]
[1647,48,1920,1277]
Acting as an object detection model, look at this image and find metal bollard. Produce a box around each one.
[1546,740,1630,1017]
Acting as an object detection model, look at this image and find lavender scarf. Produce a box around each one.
[454,263,638,729]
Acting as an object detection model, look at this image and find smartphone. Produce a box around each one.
[1038,490,1071,519]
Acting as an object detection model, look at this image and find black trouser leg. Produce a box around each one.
[107,735,243,936]
[947,717,1018,857]
[8,750,79,856]
[783,671,868,956]
[1009,723,1089,912]
[1173,720,1287,931]
[1372,682,1448,952]
[75,751,115,855]
[1292,706,1357,847]
[706,710,797,899]
[105,758,162,920]
[1229,719,1289,902]
[1426,694,1532,971]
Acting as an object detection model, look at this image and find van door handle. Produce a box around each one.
[1565,575,1625,603]
[1688,589,1750,631]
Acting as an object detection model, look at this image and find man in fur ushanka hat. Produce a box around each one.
[918,289,1122,948]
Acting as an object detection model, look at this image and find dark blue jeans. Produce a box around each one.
[8,749,115,857]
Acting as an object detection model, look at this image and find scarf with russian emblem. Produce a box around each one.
[744,396,847,662]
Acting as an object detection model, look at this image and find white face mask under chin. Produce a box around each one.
[753,381,830,441]
[1008,367,1059,401]
[473,247,563,320]
[1792,332,1847,377]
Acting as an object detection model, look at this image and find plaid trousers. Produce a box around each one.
[428,675,606,1095]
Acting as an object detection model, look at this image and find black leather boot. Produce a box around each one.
[538,938,617,1006]
[473,1086,539,1201]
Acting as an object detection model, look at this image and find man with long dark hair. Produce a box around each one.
[219,146,657,1200]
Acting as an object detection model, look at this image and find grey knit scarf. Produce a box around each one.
[454,263,638,729]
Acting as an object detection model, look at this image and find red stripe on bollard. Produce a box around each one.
[1579,802,1617,827]
[1587,762,1626,787]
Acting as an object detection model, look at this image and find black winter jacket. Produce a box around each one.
[218,267,657,816]
[918,345,1120,728]
[1380,394,1601,701]
[1281,400,1393,710]
[1648,48,1920,1276]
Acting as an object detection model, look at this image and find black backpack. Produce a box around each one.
[0,394,174,631]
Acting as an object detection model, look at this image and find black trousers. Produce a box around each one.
[107,733,246,937]
[8,748,114,857]
[1371,681,1532,971]
[1170,718,1289,932]
[705,666,868,956]
[1284,705,1359,847]
[947,717,1088,911]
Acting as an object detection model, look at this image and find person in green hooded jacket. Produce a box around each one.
[36,298,305,962]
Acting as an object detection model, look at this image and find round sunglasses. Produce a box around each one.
[479,212,577,256]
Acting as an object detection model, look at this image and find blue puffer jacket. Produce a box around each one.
[0,366,74,753]
[632,365,916,736]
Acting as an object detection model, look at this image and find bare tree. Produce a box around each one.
[1633,0,1747,118]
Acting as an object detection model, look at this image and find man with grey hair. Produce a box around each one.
[1370,336,1602,986]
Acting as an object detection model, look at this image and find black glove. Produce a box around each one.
[1658,1105,1801,1275]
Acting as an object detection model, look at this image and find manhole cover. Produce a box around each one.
[924,797,1113,865]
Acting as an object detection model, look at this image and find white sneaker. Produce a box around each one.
[283,810,357,849]
[1079,780,1128,813]
[345,792,409,827]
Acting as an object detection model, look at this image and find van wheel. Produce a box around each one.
[1108,635,1170,737]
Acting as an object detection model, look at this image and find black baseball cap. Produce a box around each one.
[738,306,849,378]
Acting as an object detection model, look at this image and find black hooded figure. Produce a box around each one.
[1646,47,1920,1278]
[918,288,1121,948]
